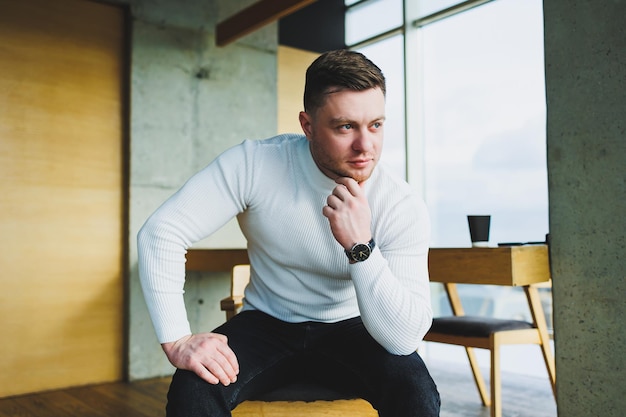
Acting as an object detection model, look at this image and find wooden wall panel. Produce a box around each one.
[0,0,125,397]
[277,45,319,134]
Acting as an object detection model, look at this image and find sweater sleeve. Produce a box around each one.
[137,143,251,343]
[350,194,432,355]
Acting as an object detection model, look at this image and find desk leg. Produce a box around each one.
[443,283,490,406]
[524,285,557,398]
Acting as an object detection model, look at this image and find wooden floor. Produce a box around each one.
[0,360,556,417]
[0,377,169,417]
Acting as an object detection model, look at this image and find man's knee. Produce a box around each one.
[166,369,232,417]
[372,353,441,416]
[379,352,433,386]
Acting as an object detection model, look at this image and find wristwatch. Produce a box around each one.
[345,239,376,263]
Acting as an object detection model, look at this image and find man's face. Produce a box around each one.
[299,87,385,184]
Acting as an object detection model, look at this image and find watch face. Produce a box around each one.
[351,243,371,262]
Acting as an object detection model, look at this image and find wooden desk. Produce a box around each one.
[186,248,249,272]
[186,246,552,335]
[427,246,553,337]
[428,245,551,286]
[185,246,552,321]
[427,245,556,403]
[187,245,551,285]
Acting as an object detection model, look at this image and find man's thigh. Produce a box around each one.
[166,311,307,415]
[212,310,309,402]
[168,313,439,416]
[306,317,439,410]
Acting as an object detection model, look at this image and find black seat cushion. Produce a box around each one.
[429,316,533,338]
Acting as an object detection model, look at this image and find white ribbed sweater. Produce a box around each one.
[137,134,432,355]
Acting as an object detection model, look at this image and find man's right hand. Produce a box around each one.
[161,332,240,385]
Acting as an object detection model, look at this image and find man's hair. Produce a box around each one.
[303,49,386,114]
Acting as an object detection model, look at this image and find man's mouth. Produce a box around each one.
[348,158,372,168]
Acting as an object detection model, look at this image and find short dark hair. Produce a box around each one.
[303,49,386,114]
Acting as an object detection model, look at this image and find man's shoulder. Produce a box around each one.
[247,133,306,149]
[234,134,307,177]
[372,162,413,195]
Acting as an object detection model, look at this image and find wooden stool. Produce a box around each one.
[222,265,377,417]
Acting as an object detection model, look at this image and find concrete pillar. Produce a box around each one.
[544,1,626,415]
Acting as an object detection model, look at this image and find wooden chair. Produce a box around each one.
[220,264,378,417]
[424,281,556,417]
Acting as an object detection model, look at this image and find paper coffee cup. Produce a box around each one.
[467,215,491,247]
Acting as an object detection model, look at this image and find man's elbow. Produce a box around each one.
[380,333,424,356]
[381,318,432,355]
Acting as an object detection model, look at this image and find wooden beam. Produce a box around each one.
[216,0,317,46]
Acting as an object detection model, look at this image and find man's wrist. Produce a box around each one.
[345,238,376,263]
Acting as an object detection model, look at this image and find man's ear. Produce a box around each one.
[299,111,313,139]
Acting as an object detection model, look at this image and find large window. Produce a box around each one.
[345,0,403,46]
[346,0,548,247]
[357,35,406,179]
[346,0,551,377]
[421,0,548,248]
[346,0,406,179]
[346,0,547,249]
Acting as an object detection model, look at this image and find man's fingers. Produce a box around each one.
[199,338,239,385]
[163,332,240,386]
[191,354,238,386]
[335,177,360,195]
[326,193,341,209]
[190,362,220,385]
[203,358,235,386]
[217,342,240,376]
[209,349,239,384]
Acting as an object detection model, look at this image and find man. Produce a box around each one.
[138,49,440,416]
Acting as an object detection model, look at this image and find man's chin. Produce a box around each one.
[349,171,372,184]
[328,166,373,183]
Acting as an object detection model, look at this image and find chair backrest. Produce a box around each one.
[232,264,250,298]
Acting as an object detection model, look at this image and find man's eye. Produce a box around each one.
[372,122,382,129]
[339,124,352,130]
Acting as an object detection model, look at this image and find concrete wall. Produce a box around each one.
[544,1,625,416]
[125,0,278,380]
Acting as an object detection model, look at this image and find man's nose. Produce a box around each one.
[352,128,375,152]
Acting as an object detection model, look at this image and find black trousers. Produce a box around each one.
[166,310,440,417]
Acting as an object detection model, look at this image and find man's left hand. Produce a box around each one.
[322,177,372,250]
